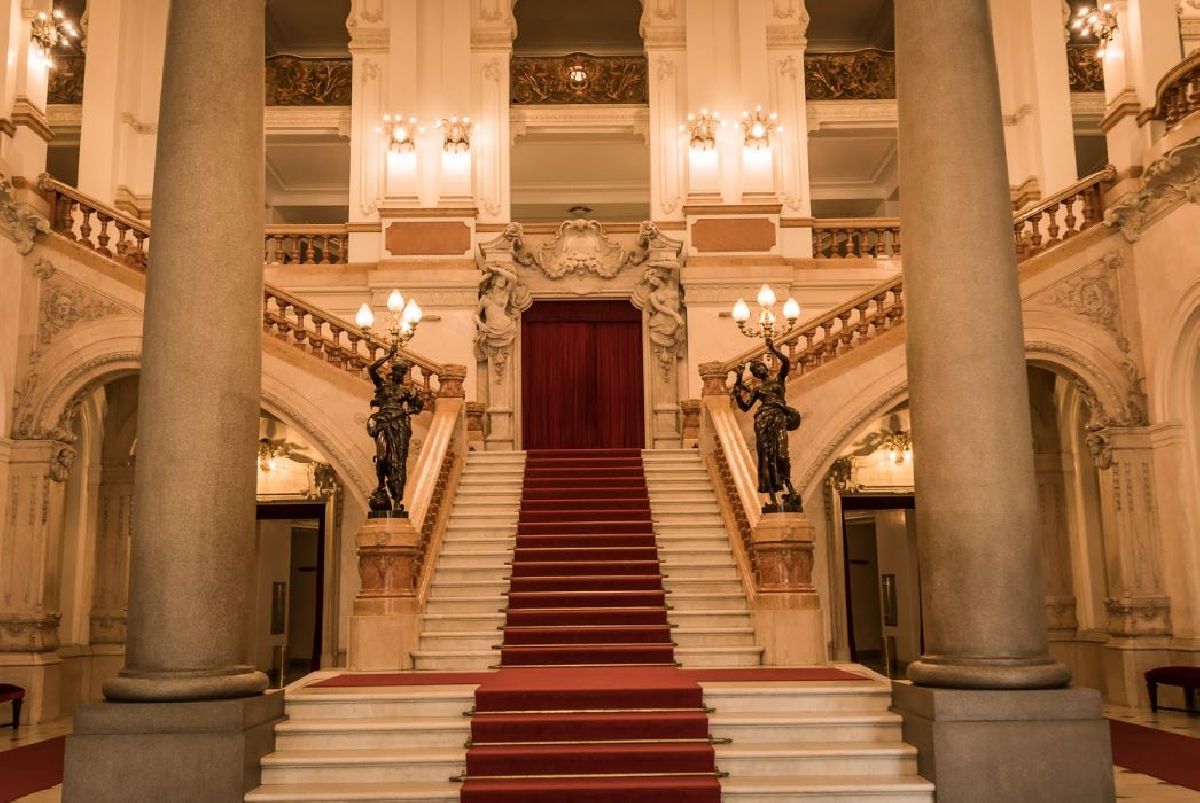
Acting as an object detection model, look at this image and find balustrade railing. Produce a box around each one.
[40,176,350,266]
[812,219,901,258]
[724,168,1116,377]
[264,225,349,264]
[1151,51,1200,132]
[37,176,450,387]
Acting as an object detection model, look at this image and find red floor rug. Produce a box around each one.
[0,736,65,802]
[1110,718,1200,791]
[460,448,722,802]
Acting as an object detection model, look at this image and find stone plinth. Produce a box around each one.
[349,517,422,671]
[892,684,1115,803]
[64,694,283,803]
[750,512,825,665]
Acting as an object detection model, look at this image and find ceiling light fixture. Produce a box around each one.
[1070,3,1119,59]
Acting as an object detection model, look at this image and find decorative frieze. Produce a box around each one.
[1066,44,1104,93]
[48,54,85,104]
[1105,137,1200,242]
[511,53,648,105]
[1105,595,1171,636]
[805,49,895,101]
[265,55,353,106]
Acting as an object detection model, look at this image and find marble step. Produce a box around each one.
[702,685,894,714]
[663,592,749,610]
[674,626,758,648]
[245,781,460,802]
[658,564,741,581]
[653,523,729,537]
[709,711,903,744]
[663,578,747,596]
[411,649,496,671]
[437,551,515,569]
[676,645,764,667]
[259,748,465,785]
[283,688,475,721]
[433,568,510,584]
[649,501,721,513]
[421,612,505,632]
[274,717,471,750]
[719,775,935,802]
[715,742,917,777]
[418,630,506,652]
[427,578,509,597]
[425,595,507,614]
[445,518,520,531]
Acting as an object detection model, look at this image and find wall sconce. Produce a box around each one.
[356,289,423,350]
[740,105,780,151]
[378,114,420,153]
[1070,3,1119,58]
[30,8,78,69]
[732,284,801,341]
[257,438,287,473]
[681,109,723,151]
[879,430,913,464]
[436,116,472,154]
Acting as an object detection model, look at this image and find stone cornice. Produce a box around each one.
[1100,89,1143,134]
[1104,126,1200,242]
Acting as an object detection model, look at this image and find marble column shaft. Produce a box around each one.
[895,0,1070,689]
[103,0,266,701]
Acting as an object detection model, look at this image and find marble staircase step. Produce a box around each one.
[701,684,893,714]
[714,742,917,777]
[709,711,903,744]
[421,612,505,632]
[719,774,935,802]
[274,717,471,750]
[675,645,764,667]
[411,649,496,671]
[259,748,465,785]
[245,781,461,802]
[283,688,475,721]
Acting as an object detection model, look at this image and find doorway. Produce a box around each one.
[254,501,326,686]
[840,494,922,677]
[520,299,645,450]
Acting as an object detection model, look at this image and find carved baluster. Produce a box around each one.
[1013,220,1027,260]
[309,314,326,354]
[261,295,272,333]
[837,311,856,350]
[132,231,149,268]
[292,308,310,349]
[890,285,904,324]
[79,204,94,249]
[95,213,114,257]
[345,332,362,369]
[855,301,872,342]
[1081,186,1100,226]
[326,324,343,363]
[1045,205,1061,247]
[1061,198,1078,238]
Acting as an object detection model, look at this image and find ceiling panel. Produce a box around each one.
[514,0,643,54]
[266,0,351,56]
[806,0,894,51]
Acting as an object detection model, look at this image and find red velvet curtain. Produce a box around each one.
[521,300,645,450]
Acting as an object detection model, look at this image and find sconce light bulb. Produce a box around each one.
[756,284,777,308]
[783,297,801,321]
[355,302,374,328]
[386,289,404,313]
[402,298,422,324]
[732,298,751,323]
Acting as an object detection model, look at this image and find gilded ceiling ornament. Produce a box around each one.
[266,56,352,106]
[47,53,85,104]
[1066,44,1104,92]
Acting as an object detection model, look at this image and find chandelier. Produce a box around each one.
[30,8,79,69]
[682,109,723,151]
[740,106,780,151]
[257,438,287,473]
[732,284,801,341]
[1070,3,1119,59]
[356,289,423,350]
[879,430,913,464]
[378,114,420,153]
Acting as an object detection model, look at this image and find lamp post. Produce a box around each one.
[355,290,425,518]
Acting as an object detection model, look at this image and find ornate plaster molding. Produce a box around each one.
[531,219,637,280]
[1028,251,1122,334]
[0,175,49,254]
[1105,136,1200,242]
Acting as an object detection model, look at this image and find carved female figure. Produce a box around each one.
[366,347,425,516]
[642,267,685,352]
[474,262,529,361]
[731,339,802,512]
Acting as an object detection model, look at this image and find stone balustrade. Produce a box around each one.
[264,225,349,264]
[813,219,901,258]
[1150,50,1200,132]
[724,167,1116,377]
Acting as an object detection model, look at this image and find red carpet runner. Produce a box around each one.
[460,448,722,802]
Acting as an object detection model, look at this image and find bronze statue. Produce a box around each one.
[732,339,802,513]
[367,347,425,517]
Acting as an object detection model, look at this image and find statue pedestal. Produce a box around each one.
[750,512,826,666]
[348,517,422,671]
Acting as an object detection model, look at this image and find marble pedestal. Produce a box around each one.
[63,693,283,803]
[348,517,422,670]
[892,684,1114,803]
[750,512,826,665]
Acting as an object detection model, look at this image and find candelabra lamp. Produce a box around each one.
[355,290,425,518]
[1070,3,1119,58]
[30,8,79,69]
[730,284,804,513]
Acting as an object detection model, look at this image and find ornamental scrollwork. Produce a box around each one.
[1067,44,1104,92]
[805,49,895,100]
[266,55,353,106]
[511,53,648,105]
[48,54,86,104]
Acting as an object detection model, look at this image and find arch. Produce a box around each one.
[1152,279,1200,423]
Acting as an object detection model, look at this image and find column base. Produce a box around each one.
[907,656,1072,689]
[104,665,268,701]
[892,684,1114,803]
[64,693,283,803]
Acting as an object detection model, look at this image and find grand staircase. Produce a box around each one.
[246,448,934,803]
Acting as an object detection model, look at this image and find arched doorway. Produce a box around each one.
[520,299,645,449]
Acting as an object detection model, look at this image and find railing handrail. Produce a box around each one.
[813,216,902,229]
[1152,50,1200,124]
[701,397,761,606]
[39,175,150,235]
[412,398,465,604]
[719,167,1117,374]
[265,223,349,236]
